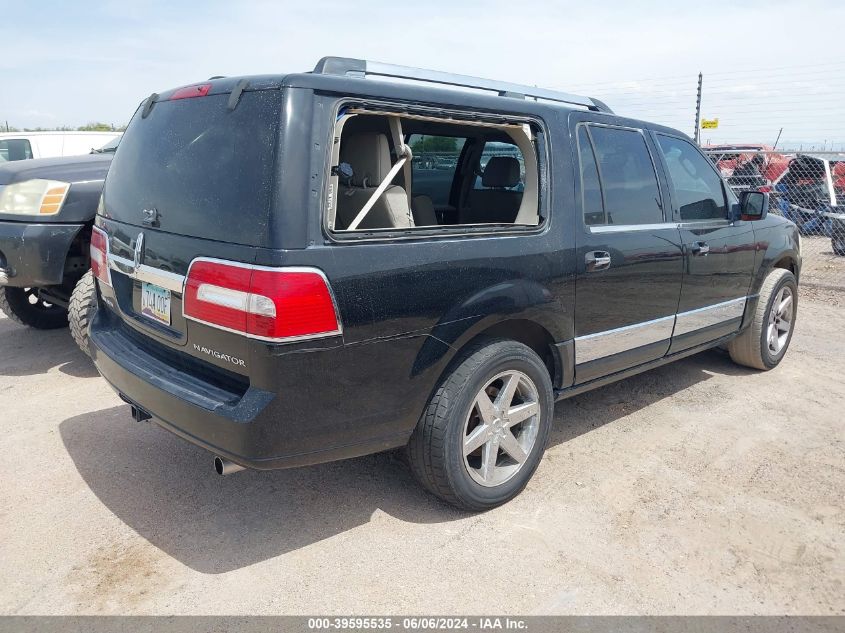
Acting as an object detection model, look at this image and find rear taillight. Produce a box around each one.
[183,258,341,342]
[90,226,112,286]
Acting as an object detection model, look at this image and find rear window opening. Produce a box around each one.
[326,108,542,234]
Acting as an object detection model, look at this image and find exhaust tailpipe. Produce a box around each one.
[214,456,246,476]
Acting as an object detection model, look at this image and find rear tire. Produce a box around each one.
[406,340,553,511]
[0,286,68,329]
[728,269,797,370]
[69,271,97,358]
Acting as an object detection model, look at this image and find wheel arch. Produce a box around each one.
[772,254,797,276]
[414,317,562,395]
[460,319,558,383]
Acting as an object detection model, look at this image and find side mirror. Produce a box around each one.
[738,190,769,221]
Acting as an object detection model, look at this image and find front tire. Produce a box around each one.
[406,340,554,511]
[69,271,97,358]
[0,286,68,329]
[728,268,797,370]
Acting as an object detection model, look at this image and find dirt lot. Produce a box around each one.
[0,297,843,615]
[796,235,845,290]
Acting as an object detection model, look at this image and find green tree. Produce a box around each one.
[410,136,458,153]
[77,122,115,132]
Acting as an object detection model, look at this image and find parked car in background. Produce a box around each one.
[768,153,845,254]
[0,142,115,353]
[0,131,121,163]
[704,144,790,193]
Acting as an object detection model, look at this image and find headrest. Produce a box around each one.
[481,156,521,188]
[339,133,392,187]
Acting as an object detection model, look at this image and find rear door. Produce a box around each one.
[97,86,283,374]
[653,133,755,352]
[572,119,684,384]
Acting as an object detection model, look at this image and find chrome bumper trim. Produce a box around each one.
[108,254,186,293]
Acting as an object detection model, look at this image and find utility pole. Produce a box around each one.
[693,72,702,145]
[773,128,783,150]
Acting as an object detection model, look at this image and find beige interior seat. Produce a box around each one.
[335,133,412,230]
[461,156,523,224]
[412,195,438,226]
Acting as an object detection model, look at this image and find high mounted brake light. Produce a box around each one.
[90,225,112,287]
[183,259,342,342]
[169,83,212,100]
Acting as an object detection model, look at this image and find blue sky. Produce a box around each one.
[2,0,844,147]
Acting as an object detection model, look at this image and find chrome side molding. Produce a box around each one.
[673,297,746,337]
[575,315,675,365]
[575,296,749,365]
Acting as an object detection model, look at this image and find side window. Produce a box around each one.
[577,126,604,225]
[474,141,524,192]
[409,135,466,207]
[588,126,663,226]
[331,112,540,233]
[0,139,33,162]
[657,135,727,221]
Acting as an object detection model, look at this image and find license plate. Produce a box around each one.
[141,282,171,325]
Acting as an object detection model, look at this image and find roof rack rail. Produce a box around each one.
[313,57,613,114]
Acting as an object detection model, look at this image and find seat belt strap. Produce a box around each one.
[346,157,408,231]
[388,116,415,226]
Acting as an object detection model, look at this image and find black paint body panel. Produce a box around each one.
[0,221,84,286]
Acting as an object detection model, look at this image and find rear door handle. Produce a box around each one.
[689,241,710,256]
[585,250,611,272]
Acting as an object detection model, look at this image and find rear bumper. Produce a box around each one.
[0,220,83,287]
[89,306,417,470]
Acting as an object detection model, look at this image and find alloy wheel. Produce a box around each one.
[462,370,541,487]
[767,286,793,355]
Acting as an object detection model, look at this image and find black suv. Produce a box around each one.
[89,58,801,510]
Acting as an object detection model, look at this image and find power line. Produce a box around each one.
[563,60,845,90]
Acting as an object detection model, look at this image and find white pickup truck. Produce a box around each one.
[0,131,120,162]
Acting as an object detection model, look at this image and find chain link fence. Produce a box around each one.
[704,149,845,289]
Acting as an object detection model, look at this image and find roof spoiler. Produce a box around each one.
[313,56,613,114]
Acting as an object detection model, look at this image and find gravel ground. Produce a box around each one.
[798,235,845,291]
[0,298,843,615]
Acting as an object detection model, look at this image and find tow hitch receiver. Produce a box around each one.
[120,394,152,422]
[131,405,152,422]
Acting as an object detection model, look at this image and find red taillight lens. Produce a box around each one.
[183,259,341,342]
[169,83,212,100]
[90,226,111,286]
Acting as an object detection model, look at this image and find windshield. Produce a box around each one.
[92,136,121,153]
[102,90,282,246]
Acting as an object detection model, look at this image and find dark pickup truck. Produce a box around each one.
[0,144,114,352]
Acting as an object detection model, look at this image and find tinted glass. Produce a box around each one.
[103,90,282,246]
[409,135,465,207]
[589,126,663,225]
[0,139,33,162]
[94,136,121,153]
[577,127,604,225]
[657,135,727,221]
